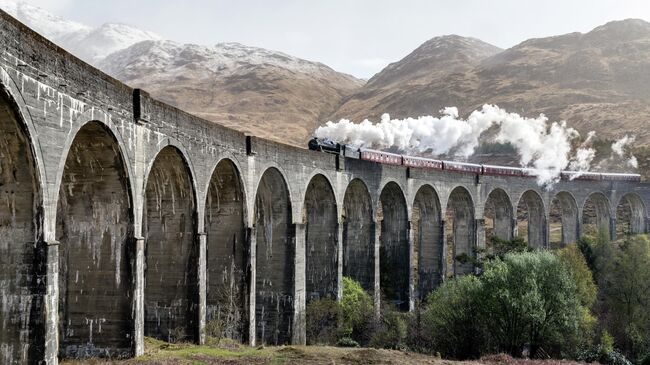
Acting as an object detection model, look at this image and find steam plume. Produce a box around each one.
[315,104,637,187]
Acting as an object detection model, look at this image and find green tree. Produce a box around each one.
[600,235,650,360]
[422,275,485,359]
[339,277,374,344]
[480,251,585,357]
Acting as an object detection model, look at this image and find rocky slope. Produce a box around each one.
[333,19,650,146]
[98,41,362,143]
[0,0,363,145]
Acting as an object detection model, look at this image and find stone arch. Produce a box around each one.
[378,181,409,311]
[254,167,293,345]
[483,188,514,243]
[56,121,134,358]
[445,186,475,277]
[303,174,338,302]
[0,87,44,364]
[342,179,374,293]
[204,158,248,342]
[615,193,646,236]
[412,184,442,301]
[144,146,198,343]
[516,190,547,249]
[549,191,579,247]
[582,192,612,237]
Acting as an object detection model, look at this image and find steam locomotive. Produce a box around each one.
[308,138,641,182]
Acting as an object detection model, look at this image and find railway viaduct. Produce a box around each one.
[1,11,650,364]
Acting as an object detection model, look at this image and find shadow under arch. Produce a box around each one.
[615,192,646,236]
[582,192,612,238]
[254,167,294,345]
[484,188,514,242]
[303,174,338,303]
[516,190,547,249]
[204,158,249,342]
[342,179,374,294]
[445,186,475,277]
[143,145,199,343]
[0,84,46,364]
[378,181,409,311]
[549,191,579,247]
[55,120,134,358]
[412,184,442,301]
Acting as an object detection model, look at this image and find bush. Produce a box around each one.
[340,277,374,344]
[305,277,375,346]
[422,275,484,359]
[306,298,341,345]
[556,243,597,309]
[480,251,586,357]
[369,308,408,350]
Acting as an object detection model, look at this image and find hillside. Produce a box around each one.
[99,41,363,144]
[0,0,363,146]
[333,19,650,147]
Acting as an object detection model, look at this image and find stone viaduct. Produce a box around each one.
[1,10,650,364]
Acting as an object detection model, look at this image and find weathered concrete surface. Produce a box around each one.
[1,10,650,364]
[205,159,248,343]
[56,122,133,358]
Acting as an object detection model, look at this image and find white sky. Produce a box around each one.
[29,0,650,79]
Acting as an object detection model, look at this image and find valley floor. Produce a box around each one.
[60,338,594,365]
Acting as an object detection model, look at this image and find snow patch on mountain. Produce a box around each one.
[0,0,160,63]
[98,40,352,80]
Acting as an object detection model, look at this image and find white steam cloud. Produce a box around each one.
[315,104,637,187]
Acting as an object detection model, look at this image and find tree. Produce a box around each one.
[422,275,485,359]
[600,235,650,360]
[480,251,585,357]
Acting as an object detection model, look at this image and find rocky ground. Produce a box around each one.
[60,339,596,365]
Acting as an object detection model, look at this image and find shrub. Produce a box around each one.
[480,251,585,357]
[369,308,408,350]
[305,298,341,345]
[340,277,374,344]
[556,243,597,309]
[422,275,484,359]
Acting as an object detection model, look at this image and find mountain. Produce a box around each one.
[98,41,363,142]
[0,0,160,63]
[333,20,650,147]
[0,0,362,145]
[333,35,502,121]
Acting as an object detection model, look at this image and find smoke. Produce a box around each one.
[315,104,637,187]
[599,135,638,169]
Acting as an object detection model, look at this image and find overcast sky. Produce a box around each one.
[27,0,650,79]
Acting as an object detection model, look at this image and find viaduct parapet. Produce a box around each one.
[0,11,649,364]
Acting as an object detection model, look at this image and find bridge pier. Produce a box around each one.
[198,232,208,345]
[408,221,415,312]
[440,219,448,281]
[45,240,60,365]
[134,237,146,356]
[293,223,307,345]
[248,226,257,347]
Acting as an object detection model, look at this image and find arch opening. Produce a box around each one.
[582,192,611,238]
[516,190,547,249]
[254,168,293,345]
[378,182,409,311]
[412,185,442,301]
[616,193,646,237]
[342,180,374,294]
[445,187,475,277]
[205,159,248,342]
[549,192,579,248]
[56,121,133,358]
[144,146,198,343]
[0,92,43,364]
[304,175,338,302]
[483,188,513,245]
